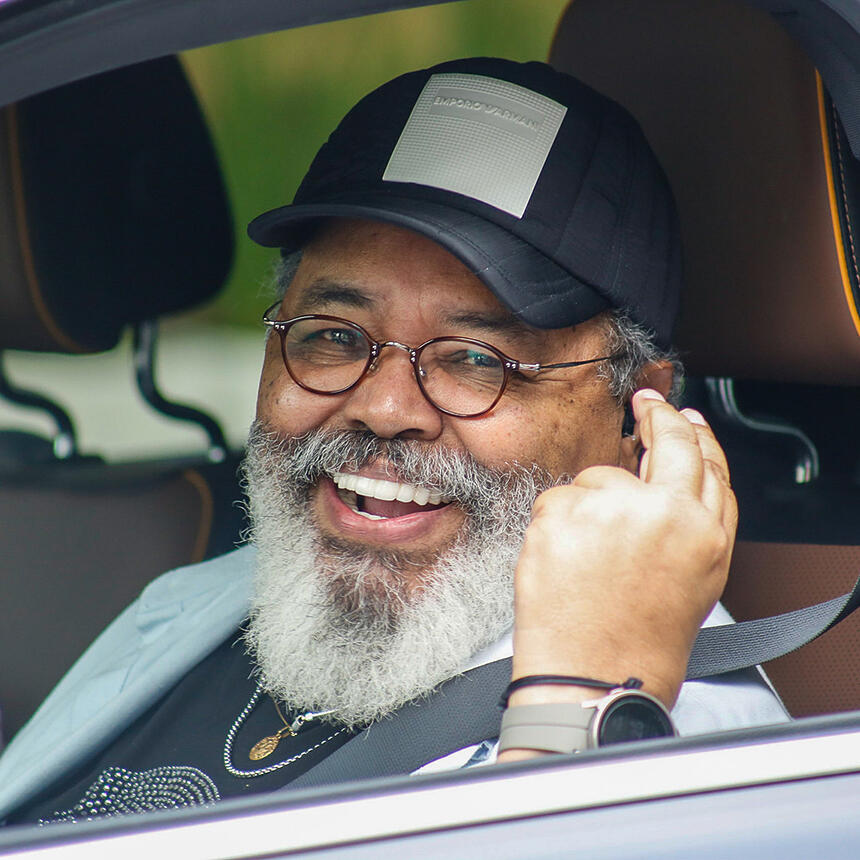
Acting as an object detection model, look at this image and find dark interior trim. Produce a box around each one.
[0,0,457,108]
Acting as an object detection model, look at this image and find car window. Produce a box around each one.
[0,0,568,459]
[1,0,858,854]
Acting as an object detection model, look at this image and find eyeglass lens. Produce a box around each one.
[282,317,506,416]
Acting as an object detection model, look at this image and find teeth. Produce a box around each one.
[332,472,451,506]
[373,479,398,502]
[354,476,373,498]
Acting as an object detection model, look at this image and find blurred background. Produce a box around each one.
[0,0,567,460]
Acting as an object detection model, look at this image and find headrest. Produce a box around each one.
[551,0,860,385]
[0,56,233,353]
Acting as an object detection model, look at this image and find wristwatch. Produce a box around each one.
[581,687,676,747]
[498,688,676,754]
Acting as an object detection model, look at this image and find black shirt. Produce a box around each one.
[9,630,356,825]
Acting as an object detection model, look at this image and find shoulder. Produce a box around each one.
[135,544,257,627]
[58,543,257,708]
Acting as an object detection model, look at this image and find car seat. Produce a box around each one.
[0,56,247,738]
[551,0,860,716]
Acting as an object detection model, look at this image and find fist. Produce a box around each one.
[512,389,737,708]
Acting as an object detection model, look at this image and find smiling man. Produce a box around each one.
[0,58,787,825]
[243,216,638,729]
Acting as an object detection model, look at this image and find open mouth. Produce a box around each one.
[331,472,453,520]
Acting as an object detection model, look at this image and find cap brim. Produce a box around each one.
[247,193,610,330]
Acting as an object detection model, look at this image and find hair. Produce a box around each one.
[269,248,684,406]
[600,311,684,405]
[270,249,303,300]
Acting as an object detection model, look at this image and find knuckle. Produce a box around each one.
[704,458,731,485]
[660,424,699,447]
[709,527,732,560]
[532,485,567,510]
[529,486,574,524]
[572,465,611,486]
[690,516,732,566]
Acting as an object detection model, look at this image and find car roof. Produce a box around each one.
[0,0,443,106]
[0,0,859,128]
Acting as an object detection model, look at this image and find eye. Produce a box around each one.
[442,347,502,370]
[304,327,362,348]
[422,342,505,384]
[285,319,370,365]
[464,349,501,369]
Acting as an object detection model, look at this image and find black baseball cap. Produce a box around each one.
[248,57,680,346]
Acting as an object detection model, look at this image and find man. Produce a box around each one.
[0,57,786,824]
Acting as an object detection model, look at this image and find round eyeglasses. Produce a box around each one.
[263,303,621,418]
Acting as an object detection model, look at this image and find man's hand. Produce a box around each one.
[508,389,737,720]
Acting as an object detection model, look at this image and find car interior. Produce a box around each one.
[550,0,860,719]
[0,0,859,838]
[0,54,248,740]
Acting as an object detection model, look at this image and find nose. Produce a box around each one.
[339,343,443,440]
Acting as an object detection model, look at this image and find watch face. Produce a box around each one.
[596,695,675,745]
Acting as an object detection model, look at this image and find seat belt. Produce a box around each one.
[289,572,860,789]
[687,573,860,677]
[289,658,513,789]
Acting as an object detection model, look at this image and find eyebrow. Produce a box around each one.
[293,280,377,313]
[292,281,544,348]
[442,310,542,345]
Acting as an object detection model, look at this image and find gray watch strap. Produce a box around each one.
[498,703,591,754]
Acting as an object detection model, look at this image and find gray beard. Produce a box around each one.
[241,421,556,728]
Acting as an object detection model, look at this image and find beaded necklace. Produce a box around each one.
[223,681,348,778]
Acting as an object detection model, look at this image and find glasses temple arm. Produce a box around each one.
[521,350,626,372]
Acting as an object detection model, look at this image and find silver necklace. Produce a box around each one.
[223,681,348,778]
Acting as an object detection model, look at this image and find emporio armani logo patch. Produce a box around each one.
[383,73,567,218]
[429,89,544,136]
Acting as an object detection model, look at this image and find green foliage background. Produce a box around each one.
[182,0,568,328]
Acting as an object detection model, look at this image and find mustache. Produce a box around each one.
[242,420,555,519]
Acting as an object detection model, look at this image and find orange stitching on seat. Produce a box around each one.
[6,105,88,353]
[182,468,215,564]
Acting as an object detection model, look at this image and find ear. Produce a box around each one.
[618,360,675,473]
[635,360,675,399]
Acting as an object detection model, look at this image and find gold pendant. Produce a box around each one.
[249,734,281,761]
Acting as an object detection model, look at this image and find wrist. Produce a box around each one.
[502,674,643,708]
[511,648,683,710]
[507,683,603,708]
[498,689,676,758]
[509,675,680,711]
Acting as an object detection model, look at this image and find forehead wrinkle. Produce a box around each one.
[293,279,377,314]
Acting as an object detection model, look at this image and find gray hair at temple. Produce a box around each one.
[268,249,684,406]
